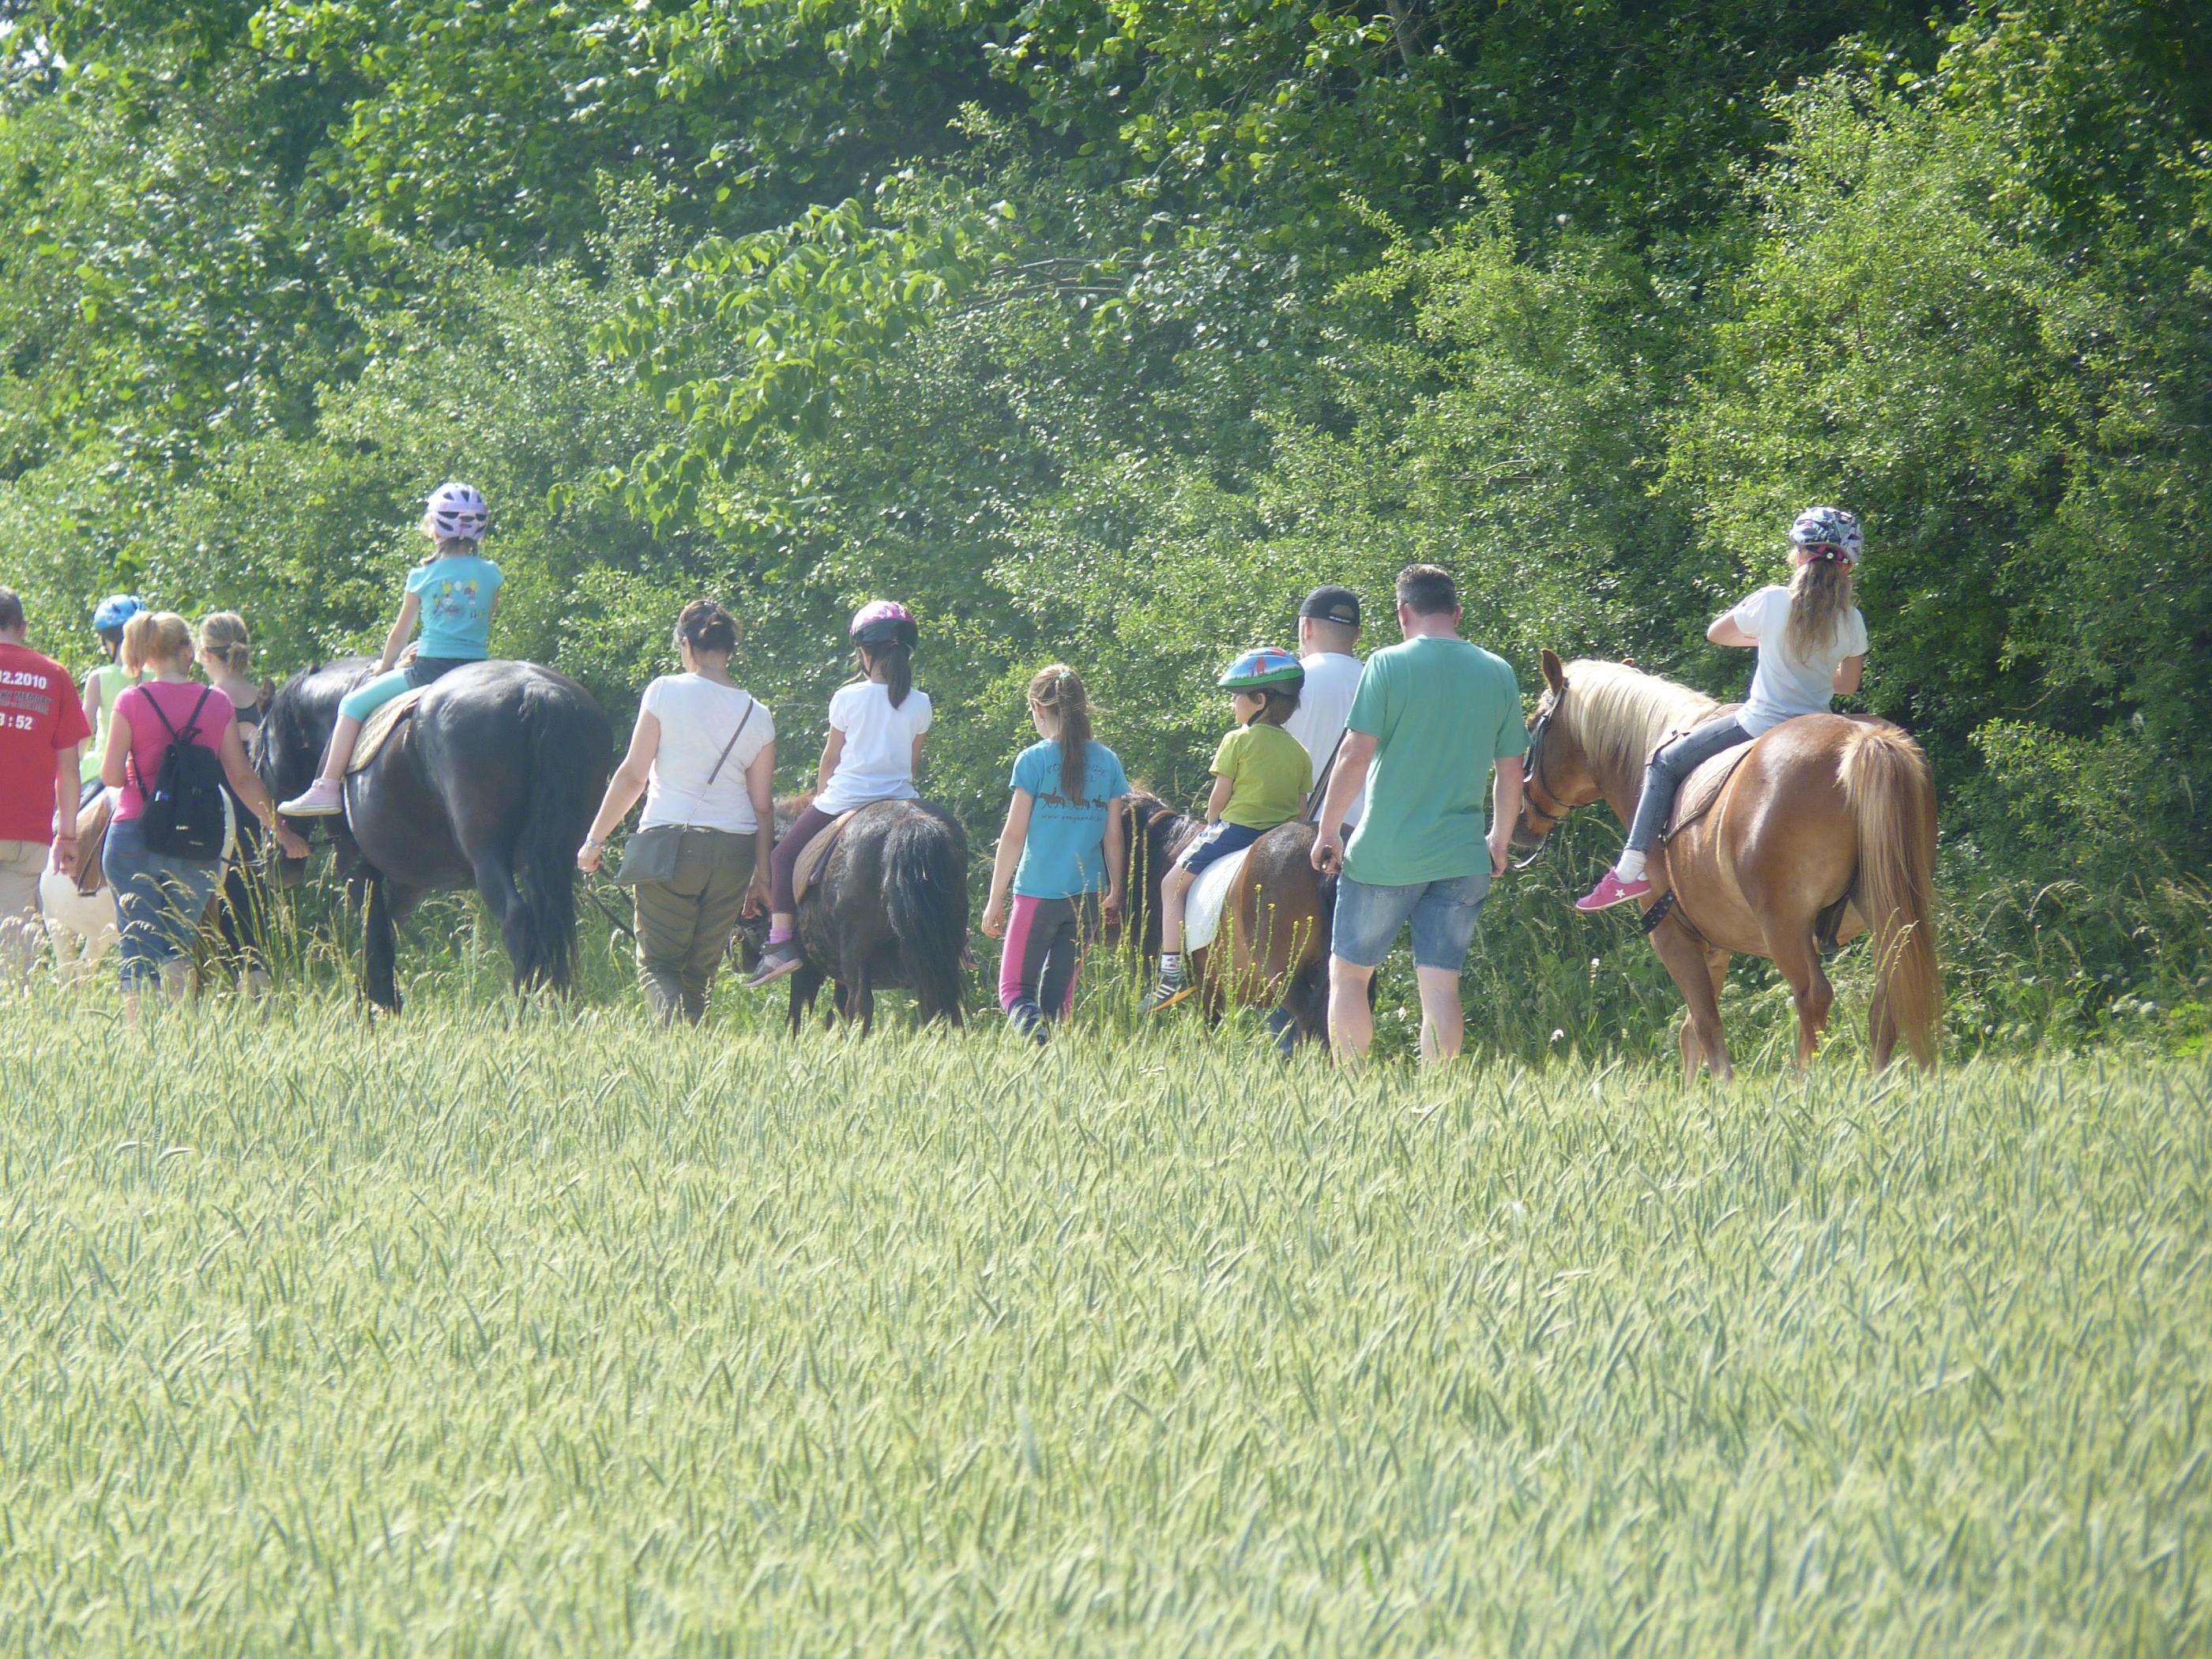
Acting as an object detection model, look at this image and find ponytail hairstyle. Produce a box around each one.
[1783,552,1855,661]
[1027,663,1093,801]
[120,611,194,678]
[674,598,740,658]
[856,639,913,709]
[198,611,251,678]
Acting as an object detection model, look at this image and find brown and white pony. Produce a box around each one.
[1519,651,1940,1078]
[1117,791,1337,1046]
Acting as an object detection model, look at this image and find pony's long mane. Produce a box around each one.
[1563,660,1720,785]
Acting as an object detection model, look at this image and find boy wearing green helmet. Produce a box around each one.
[1142,646,1311,1014]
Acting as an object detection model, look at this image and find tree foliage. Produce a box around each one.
[0,0,2204,887]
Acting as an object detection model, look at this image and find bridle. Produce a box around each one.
[1514,679,1576,871]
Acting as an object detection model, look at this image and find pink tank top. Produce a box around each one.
[113,680,229,822]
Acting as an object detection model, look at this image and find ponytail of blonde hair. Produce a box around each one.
[120,611,194,678]
[1027,664,1094,800]
[198,611,251,676]
[1784,555,1854,661]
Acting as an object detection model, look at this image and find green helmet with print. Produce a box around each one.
[1217,646,1304,692]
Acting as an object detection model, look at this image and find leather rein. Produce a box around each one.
[1514,680,1576,871]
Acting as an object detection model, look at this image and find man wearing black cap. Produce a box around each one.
[1284,585,1364,824]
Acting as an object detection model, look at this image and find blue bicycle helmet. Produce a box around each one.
[92,593,144,633]
[1217,646,1305,691]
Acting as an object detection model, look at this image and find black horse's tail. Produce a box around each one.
[884,805,968,1025]
[516,683,608,991]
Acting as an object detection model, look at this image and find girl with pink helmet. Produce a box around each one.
[746,601,931,985]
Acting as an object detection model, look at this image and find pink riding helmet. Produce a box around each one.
[849,600,919,648]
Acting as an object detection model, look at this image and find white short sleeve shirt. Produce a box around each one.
[814,680,931,813]
[1283,650,1367,827]
[638,675,775,833]
[1731,585,1868,735]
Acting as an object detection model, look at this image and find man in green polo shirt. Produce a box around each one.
[1311,564,1525,1064]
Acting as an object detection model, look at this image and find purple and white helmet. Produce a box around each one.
[1789,506,1861,566]
[424,481,490,542]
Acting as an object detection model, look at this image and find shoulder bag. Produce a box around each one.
[611,694,756,886]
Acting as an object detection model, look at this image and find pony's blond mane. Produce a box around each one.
[1563,660,1719,786]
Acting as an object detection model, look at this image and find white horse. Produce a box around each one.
[39,791,234,988]
[39,856,119,986]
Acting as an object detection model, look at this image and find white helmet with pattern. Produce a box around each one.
[424,481,490,542]
[1789,506,1861,566]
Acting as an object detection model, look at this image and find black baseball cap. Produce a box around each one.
[1299,585,1361,627]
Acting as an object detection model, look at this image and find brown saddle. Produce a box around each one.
[788,808,859,904]
[348,688,427,775]
[1656,703,1752,845]
[72,790,115,897]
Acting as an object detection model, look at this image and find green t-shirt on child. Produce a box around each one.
[1209,722,1311,830]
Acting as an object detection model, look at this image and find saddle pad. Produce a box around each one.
[1183,846,1251,956]
[348,688,429,775]
[788,808,860,904]
[1665,745,1754,843]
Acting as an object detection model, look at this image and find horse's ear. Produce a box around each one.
[1540,649,1567,694]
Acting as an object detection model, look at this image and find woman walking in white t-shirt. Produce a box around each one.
[745,600,931,986]
[1578,506,1870,911]
[577,600,776,1023]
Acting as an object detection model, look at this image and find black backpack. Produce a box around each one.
[135,687,230,860]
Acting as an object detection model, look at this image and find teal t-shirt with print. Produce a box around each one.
[408,555,502,660]
[1010,739,1131,898]
[1341,635,1527,886]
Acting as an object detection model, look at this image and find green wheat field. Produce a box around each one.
[2,992,2206,1656]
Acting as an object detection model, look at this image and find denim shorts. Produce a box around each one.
[103,814,222,990]
[1176,820,1263,878]
[1331,868,1492,971]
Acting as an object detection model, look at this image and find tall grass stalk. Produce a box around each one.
[1,989,2205,1653]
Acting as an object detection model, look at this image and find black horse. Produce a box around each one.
[739,796,969,1033]
[259,656,611,1010]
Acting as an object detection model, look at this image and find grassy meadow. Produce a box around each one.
[2,987,2206,1655]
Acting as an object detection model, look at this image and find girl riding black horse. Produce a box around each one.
[260,655,610,1010]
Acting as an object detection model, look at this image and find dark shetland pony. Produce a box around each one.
[1117,791,1338,1048]
[258,656,611,1010]
[736,796,969,1033]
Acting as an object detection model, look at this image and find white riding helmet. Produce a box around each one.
[425,481,490,541]
[1789,505,1862,565]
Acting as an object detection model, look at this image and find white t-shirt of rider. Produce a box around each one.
[637,674,775,835]
[1283,650,1366,828]
[1730,585,1869,735]
[814,679,932,814]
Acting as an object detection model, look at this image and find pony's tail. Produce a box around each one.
[517,683,609,992]
[1841,724,1941,1067]
[884,804,968,1025]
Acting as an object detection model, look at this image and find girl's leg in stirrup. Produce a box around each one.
[1580,717,1750,909]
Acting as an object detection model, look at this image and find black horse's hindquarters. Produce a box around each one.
[261,657,611,1009]
[776,797,969,1033]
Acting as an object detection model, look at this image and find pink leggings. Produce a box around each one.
[998,893,1097,1029]
[769,802,841,917]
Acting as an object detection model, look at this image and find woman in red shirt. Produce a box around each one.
[99,611,305,1014]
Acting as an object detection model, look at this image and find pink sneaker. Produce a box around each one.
[1575,868,1652,912]
[279,778,345,818]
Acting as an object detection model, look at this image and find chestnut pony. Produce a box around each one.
[1519,650,1939,1077]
